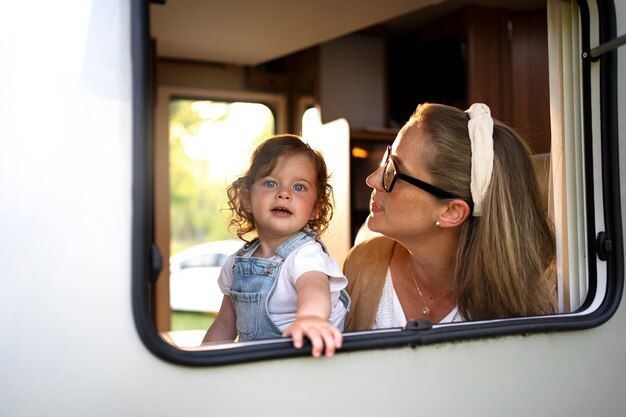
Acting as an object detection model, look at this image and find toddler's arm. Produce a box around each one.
[282,271,343,357]
[202,295,237,344]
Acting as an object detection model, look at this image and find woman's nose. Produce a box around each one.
[366,167,383,190]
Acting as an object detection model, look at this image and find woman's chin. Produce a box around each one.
[366,215,381,232]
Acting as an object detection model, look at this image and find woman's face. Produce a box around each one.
[366,124,444,244]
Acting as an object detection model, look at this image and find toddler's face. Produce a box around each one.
[248,153,318,241]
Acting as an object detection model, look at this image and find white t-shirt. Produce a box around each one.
[218,240,348,332]
[374,268,463,329]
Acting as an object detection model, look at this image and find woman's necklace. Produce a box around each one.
[405,256,450,315]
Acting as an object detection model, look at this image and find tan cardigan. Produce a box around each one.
[344,235,558,328]
[343,236,397,331]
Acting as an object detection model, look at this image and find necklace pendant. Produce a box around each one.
[422,306,430,315]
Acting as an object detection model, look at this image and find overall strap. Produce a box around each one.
[274,227,327,259]
[235,239,260,257]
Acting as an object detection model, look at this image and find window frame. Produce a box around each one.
[132,0,623,366]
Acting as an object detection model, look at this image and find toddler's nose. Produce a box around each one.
[276,187,291,199]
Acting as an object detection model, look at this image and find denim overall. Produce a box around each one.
[229,227,350,341]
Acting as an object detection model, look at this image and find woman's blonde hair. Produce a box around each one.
[409,103,556,320]
[226,134,334,241]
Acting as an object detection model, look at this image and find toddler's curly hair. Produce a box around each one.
[226,134,334,241]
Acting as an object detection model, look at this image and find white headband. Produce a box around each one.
[465,103,494,217]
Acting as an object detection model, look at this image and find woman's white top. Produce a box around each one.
[374,268,463,329]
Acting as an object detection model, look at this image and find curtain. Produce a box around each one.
[547,0,587,313]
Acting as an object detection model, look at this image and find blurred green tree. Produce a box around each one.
[168,99,274,255]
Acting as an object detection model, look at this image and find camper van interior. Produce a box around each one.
[128,0,623,366]
[3,0,626,415]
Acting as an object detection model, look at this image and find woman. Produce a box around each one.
[343,103,556,330]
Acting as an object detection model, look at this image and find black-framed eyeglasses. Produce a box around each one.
[380,145,459,199]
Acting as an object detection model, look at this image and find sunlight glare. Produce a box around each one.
[181,102,274,183]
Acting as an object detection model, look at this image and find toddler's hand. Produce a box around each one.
[282,316,343,358]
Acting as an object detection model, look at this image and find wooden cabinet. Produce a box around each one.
[509,11,551,154]
[388,6,550,154]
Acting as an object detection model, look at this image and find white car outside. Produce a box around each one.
[169,239,243,312]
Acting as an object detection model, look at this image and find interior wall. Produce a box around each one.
[156,59,247,91]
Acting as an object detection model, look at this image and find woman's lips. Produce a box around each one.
[370,200,384,213]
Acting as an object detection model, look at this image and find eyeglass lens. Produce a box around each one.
[382,147,395,192]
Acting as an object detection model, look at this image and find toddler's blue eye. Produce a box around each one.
[293,183,304,192]
[266,180,278,188]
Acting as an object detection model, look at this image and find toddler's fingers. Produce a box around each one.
[331,326,343,349]
[320,327,338,357]
[306,329,324,358]
[322,325,344,357]
[285,327,304,349]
